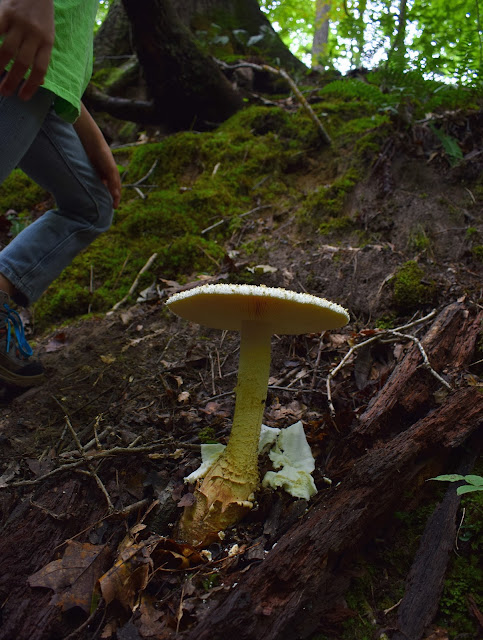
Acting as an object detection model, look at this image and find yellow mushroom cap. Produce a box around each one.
[166,284,349,334]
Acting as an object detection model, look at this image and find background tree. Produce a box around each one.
[260,0,483,84]
[90,0,306,129]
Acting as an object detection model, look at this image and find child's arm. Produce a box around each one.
[0,0,55,101]
[74,103,122,208]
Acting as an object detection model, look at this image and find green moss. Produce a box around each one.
[0,169,48,213]
[375,313,397,329]
[198,426,219,444]
[471,245,483,262]
[338,113,389,137]
[299,169,360,225]
[391,261,437,310]
[408,226,431,253]
[437,489,483,635]
[20,100,382,330]
[318,215,353,236]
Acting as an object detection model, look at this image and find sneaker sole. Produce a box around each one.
[0,363,45,387]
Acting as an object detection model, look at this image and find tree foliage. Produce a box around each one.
[259,0,482,85]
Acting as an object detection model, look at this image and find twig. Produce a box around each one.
[384,598,402,615]
[121,327,166,352]
[123,159,159,199]
[217,60,332,146]
[111,252,158,311]
[326,310,449,416]
[201,204,271,235]
[63,599,105,640]
[311,333,326,390]
[0,441,200,489]
[455,506,465,552]
[64,415,114,512]
[389,331,452,390]
[176,580,188,634]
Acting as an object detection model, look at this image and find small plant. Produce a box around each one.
[430,474,483,495]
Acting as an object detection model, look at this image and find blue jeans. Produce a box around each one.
[0,87,113,306]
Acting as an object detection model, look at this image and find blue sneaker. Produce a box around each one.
[0,292,45,387]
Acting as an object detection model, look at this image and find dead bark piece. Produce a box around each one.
[0,479,108,640]
[330,303,483,471]
[391,438,482,640]
[183,388,483,640]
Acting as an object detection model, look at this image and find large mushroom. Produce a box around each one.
[166,284,349,545]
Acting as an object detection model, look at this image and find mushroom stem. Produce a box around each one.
[177,320,272,545]
[222,320,272,490]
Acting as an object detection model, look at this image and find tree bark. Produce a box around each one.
[121,0,243,130]
[312,0,330,70]
[173,0,307,73]
[391,438,481,640]
[84,85,157,124]
[94,0,133,65]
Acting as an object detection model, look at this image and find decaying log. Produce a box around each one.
[391,437,482,640]
[183,303,483,640]
[0,479,109,640]
[330,301,482,473]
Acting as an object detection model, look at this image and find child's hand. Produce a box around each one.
[0,0,55,101]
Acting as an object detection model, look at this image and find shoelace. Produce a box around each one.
[2,302,33,358]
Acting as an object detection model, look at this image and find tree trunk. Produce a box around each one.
[388,0,408,69]
[312,0,330,70]
[173,0,307,73]
[121,0,243,130]
[94,0,133,65]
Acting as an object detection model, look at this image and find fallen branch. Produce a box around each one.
[201,204,271,235]
[111,252,158,311]
[217,60,332,146]
[0,440,200,489]
[392,437,481,640]
[122,159,159,200]
[326,310,442,415]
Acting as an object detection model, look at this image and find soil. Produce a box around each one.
[0,111,482,640]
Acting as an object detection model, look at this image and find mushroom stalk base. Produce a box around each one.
[178,321,271,546]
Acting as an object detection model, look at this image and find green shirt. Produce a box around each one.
[43,0,98,122]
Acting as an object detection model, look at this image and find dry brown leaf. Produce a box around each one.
[328,333,348,348]
[44,331,68,353]
[28,541,110,613]
[99,542,153,610]
[100,354,116,365]
[177,493,196,508]
[138,593,171,638]
[98,537,205,612]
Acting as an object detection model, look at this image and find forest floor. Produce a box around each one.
[0,91,482,640]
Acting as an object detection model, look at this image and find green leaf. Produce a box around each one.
[464,475,483,487]
[456,485,483,495]
[429,474,465,483]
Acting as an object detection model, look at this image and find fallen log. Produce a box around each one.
[183,303,483,640]
[331,301,483,472]
[391,436,482,640]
